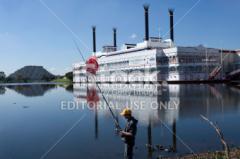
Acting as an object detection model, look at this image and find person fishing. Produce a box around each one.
[119,108,138,159]
[75,45,138,158]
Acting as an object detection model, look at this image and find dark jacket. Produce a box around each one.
[124,116,138,146]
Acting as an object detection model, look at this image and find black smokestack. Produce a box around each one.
[92,26,96,53]
[169,9,174,42]
[144,4,149,41]
[113,28,117,49]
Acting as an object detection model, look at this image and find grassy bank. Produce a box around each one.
[161,148,240,159]
[52,77,72,84]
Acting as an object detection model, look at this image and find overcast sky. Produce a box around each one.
[0,0,240,75]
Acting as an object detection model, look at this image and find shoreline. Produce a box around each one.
[162,148,240,159]
[0,82,66,86]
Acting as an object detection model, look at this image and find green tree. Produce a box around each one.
[65,72,73,80]
[0,72,6,82]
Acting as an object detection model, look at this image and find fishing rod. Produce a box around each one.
[95,84,121,130]
[73,40,121,130]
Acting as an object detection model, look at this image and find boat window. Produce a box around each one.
[170,67,177,72]
[150,57,155,61]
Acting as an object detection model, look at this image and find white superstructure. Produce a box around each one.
[73,38,224,83]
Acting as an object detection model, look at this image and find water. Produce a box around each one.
[0,83,240,159]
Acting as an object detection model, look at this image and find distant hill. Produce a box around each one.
[7,66,56,82]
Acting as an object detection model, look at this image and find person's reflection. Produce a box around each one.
[119,108,138,159]
[86,85,100,140]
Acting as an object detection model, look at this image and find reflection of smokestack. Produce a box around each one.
[113,28,117,50]
[147,118,152,158]
[95,108,98,140]
[92,26,96,54]
[144,5,149,41]
[172,118,177,152]
[168,9,174,42]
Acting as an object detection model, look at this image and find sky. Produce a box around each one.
[0,0,240,75]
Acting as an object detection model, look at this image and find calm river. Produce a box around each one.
[0,83,239,159]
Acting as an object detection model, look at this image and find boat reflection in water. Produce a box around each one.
[74,83,180,158]
[73,83,240,158]
[74,83,179,124]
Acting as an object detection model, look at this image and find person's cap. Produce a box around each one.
[120,108,132,116]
